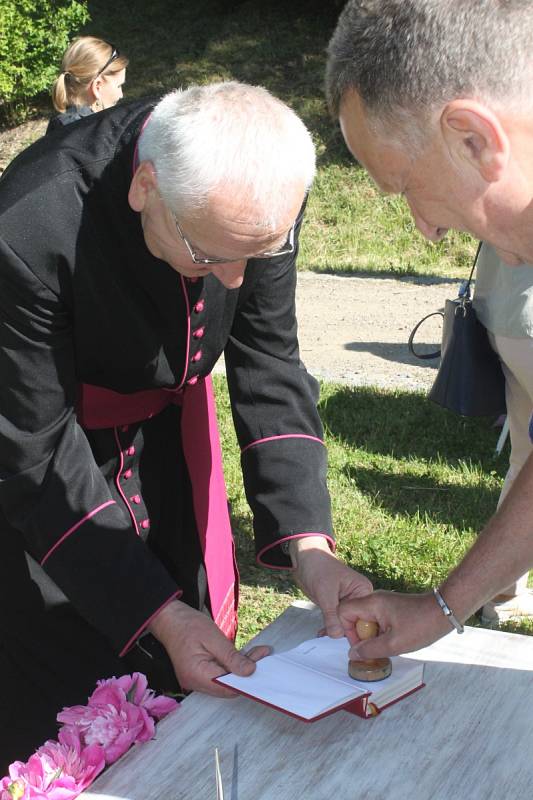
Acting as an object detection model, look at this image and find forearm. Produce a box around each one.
[288,534,333,566]
[440,451,533,621]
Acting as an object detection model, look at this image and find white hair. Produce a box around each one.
[137,81,316,229]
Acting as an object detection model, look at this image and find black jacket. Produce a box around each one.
[45,104,93,134]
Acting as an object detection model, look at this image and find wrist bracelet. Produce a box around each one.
[433,587,464,634]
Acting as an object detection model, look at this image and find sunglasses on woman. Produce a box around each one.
[95,45,120,77]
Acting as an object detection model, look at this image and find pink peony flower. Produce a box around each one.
[0,672,180,799]
[96,672,178,720]
[57,673,178,764]
[0,728,104,800]
[0,775,28,800]
[57,684,154,765]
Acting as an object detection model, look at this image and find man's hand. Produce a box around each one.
[148,600,270,697]
[289,536,373,638]
[337,590,453,658]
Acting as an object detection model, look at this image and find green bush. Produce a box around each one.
[0,0,90,124]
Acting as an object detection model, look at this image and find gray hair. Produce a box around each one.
[326,0,533,146]
[137,81,316,229]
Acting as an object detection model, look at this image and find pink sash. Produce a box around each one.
[77,377,238,640]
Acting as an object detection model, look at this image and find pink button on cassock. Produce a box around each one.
[140,519,150,529]
[192,327,205,339]
[194,299,205,313]
[126,446,135,456]
[131,495,141,504]
[123,469,133,480]
[120,425,129,433]
[187,375,199,385]
[188,277,199,284]
[191,350,202,363]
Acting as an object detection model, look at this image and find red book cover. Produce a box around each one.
[215,636,425,722]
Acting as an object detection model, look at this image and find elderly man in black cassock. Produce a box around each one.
[0,81,371,768]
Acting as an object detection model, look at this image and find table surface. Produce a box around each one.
[82,601,533,800]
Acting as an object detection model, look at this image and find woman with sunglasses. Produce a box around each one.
[46,37,128,134]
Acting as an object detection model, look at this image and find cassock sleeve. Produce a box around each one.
[224,208,334,568]
[0,239,180,654]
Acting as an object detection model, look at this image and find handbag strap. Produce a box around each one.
[408,240,483,359]
[407,310,444,359]
[460,241,483,300]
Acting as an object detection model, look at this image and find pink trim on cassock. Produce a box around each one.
[40,500,116,566]
[241,434,325,455]
[113,427,140,537]
[177,275,191,389]
[119,589,183,657]
[256,533,336,570]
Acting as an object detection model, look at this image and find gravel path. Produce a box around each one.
[294,271,458,391]
[215,271,459,391]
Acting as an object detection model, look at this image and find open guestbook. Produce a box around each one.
[215,635,425,721]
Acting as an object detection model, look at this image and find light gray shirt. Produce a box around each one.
[473,242,533,338]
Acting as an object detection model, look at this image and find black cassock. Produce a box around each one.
[0,98,332,767]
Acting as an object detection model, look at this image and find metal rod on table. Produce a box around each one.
[215,747,224,800]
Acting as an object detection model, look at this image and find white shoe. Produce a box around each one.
[481,589,533,626]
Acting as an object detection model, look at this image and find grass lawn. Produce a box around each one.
[213,376,533,646]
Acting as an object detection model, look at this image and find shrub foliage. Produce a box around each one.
[0,0,90,123]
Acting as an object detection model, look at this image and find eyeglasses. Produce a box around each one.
[95,44,119,78]
[173,216,296,265]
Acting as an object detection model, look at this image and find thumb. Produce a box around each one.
[220,642,259,677]
[243,645,272,663]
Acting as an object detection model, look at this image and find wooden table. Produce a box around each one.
[82,601,533,800]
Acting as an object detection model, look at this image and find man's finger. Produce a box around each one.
[349,631,395,660]
[338,599,373,626]
[321,607,344,638]
[352,577,374,597]
[205,680,240,699]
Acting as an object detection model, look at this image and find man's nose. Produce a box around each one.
[407,200,447,243]
[210,261,247,289]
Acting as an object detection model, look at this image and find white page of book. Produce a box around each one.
[278,636,357,687]
[218,653,365,720]
[281,636,423,695]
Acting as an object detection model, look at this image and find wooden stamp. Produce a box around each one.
[348,619,392,682]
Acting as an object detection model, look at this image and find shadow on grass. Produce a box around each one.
[230,510,298,594]
[303,263,464,281]
[342,462,499,531]
[342,561,435,594]
[319,383,508,467]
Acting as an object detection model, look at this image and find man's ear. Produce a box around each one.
[441,100,510,183]
[128,161,158,212]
